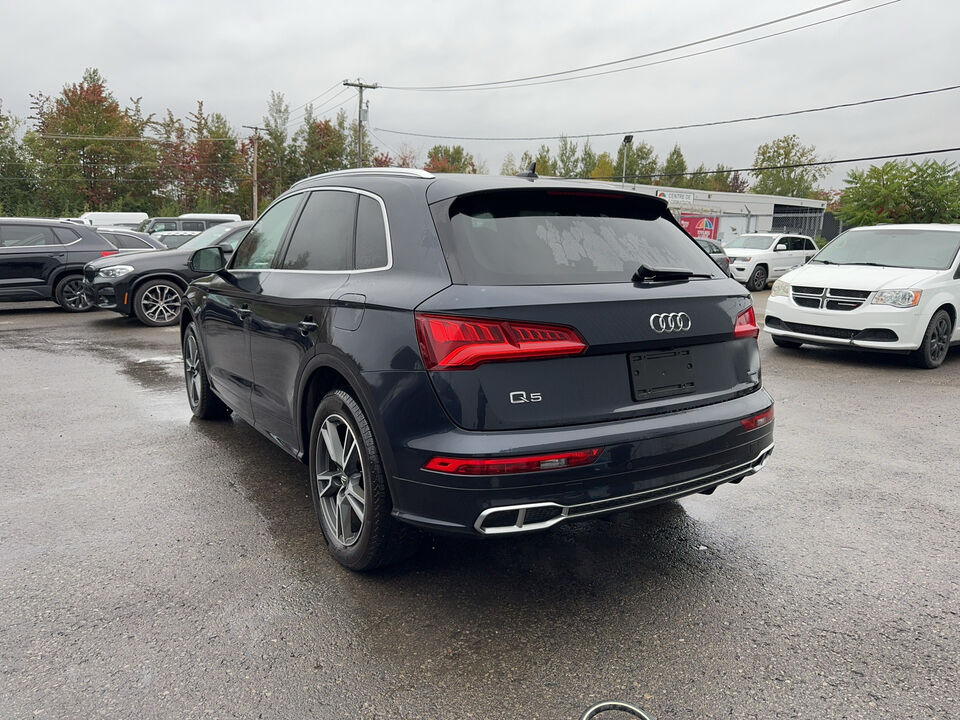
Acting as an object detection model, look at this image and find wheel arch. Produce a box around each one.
[130,272,189,298]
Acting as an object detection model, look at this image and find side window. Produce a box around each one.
[231,195,301,270]
[281,190,357,271]
[356,195,389,269]
[181,221,205,232]
[111,234,151,249]
[786,237,803,251]
[53,227,80,244]
[804,238,817,252]
[0,225,59,247]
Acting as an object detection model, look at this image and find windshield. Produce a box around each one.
[812,227,960,270]
[725,235,775,250]
[178,224,237,252]
[433,189,721,285]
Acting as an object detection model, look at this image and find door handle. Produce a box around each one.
[237,303,251,319]
[298,319,319,336]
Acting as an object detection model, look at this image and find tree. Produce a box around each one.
[424,144,477,173]
[556,136,579,177]
[589,152,616,180]
[614,139,658,184]
[578,140,597,179]
[25,68,158,215]
[837,160,960,227]
[292,106,350,178]
[0,103,38,215]
[260,91,294,200]
[750,134,828,198]
[533,144,556,176]
[659,144,687,187]
[500,152,519,176]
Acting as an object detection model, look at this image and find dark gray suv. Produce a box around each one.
[181,169,775,570]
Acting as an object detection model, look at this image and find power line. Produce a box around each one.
[381,0,891,91]
[286,86,354,128]
[288,79,347,115]
[594,146,960,182]
[39,133,237,143]
[374,83,960,142]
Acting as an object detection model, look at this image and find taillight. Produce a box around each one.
[415,313,587,370]
[741,406,774,430]
[423,448,602,475]
[100,250,118,257]
[734,306,759,339]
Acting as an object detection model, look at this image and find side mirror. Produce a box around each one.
[189,246,227,273]
[775,243,787,251]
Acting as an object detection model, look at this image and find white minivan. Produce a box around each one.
[724,233,818,291]
[764,224,960,368]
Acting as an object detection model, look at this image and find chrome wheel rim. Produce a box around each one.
[930,316,951,362]
[62,279,90,310]
[141,284,182,323]
[184,334,201,408]
[315,414,366,547]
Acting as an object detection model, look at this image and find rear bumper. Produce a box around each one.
[387,387,775,535]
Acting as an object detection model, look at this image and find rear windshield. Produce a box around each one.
[432,189,720,285]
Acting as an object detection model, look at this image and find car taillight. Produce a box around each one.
[423,448,602,475]
[741,406,774,430]
[415,313,587,370]
[100,250,118,257]
[734,306,759,339]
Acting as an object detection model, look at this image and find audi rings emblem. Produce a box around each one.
[649,312,692,333]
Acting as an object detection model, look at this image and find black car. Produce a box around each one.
[84,221,251,326]
[181,169,774,570]
[96,227,167,252]
[0,218,122,312]
[695,238,732,276]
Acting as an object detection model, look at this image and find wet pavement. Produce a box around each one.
[1,298,958,720]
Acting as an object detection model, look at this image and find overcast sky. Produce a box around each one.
[2,0,957,188]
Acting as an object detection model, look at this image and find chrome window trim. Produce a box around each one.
[237,186,394,275]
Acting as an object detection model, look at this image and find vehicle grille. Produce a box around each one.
[781,321,855,339]
[791,286,872,311]
[84,267,97,283]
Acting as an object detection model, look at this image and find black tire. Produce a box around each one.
[54,274,93,312]
[182,323,231,419]
[910,309,953,369]
[308,389,413,571]
[772,335,803,349]
[134,279,184,327]
[746,265,768,292]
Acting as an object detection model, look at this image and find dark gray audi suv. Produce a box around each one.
[180,168,774,570]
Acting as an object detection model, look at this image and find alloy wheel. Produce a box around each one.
[141,284,182,324]
[316,414,366,547]
[62,279,91,310]
[930,315,951,363]
[183,334,202,408]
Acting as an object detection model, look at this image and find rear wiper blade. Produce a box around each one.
[632,264,712,283]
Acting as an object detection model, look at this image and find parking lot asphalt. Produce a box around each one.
[1,296,958,720]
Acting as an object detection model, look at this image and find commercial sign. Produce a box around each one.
[655,190,695,205]
[680,213,720,241]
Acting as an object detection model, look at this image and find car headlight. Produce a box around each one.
[737,257,752,263]
[97,265,134,278]
[771,279,790,298]
[871,289,922,308]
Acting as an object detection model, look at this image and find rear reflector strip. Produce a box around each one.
[415,313,587,370]
[740,406,774,430]
[734,306,759,339]
[424,448,602,475]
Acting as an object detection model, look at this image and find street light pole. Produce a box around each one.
[621,135,633,188]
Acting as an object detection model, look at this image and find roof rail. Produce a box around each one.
[291,167,435,188]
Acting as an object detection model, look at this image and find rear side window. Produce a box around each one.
[281,190,357,271]
[53,227,80,244]
[355,195,388,269]
[0,225,59,247]
[151,221,178,233]
[181,221,205,232]
[432,190,720,285]
[101,233,150,249]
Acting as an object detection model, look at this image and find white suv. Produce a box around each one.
[764,224,960,369]
[724,233,818,291]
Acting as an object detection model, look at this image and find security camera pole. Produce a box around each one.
[343,79,379,167]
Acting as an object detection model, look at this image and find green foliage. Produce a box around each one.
[556,136,579,178]
[500,152,518,176]
[589,152,616,180]
[0,102,38,215]
[614,140,658,183]
[750,134,828,198]
[837,160,960,226]
[578,140,597,179]
[533,144,556,176]
[659,145,688,186]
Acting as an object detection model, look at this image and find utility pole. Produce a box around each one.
[242,125,263,219]
[343,79,379,167]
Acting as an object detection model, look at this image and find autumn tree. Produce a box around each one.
[750,134,828,198]
[589,152,616,180]
[424,145,477,173]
